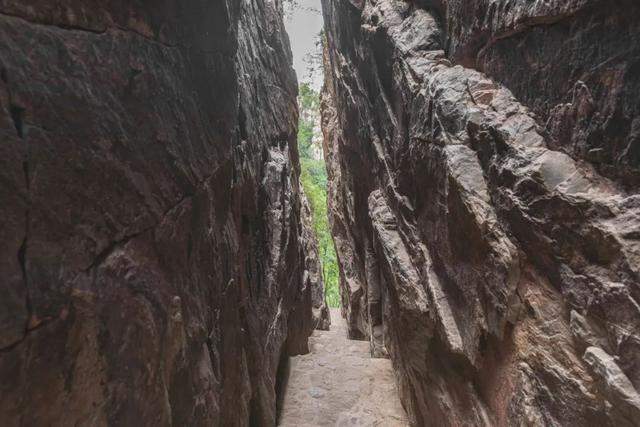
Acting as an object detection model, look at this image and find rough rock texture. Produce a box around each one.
[0,0,316,425]
[321,0,640,425]
[436,0,640,187]
[301,187,331,331]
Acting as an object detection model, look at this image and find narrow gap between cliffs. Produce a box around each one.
[284,1,340,309]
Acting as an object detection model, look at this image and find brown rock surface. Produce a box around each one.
[0,0,316,425]
[321,0,640,425]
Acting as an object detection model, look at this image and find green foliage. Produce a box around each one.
[297,119,315,159]
[297,83,319,158]
[299,83,320,111]
[297,84,341,308]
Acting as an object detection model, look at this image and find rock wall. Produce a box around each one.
[321,0,640,425]
[0,0,315,425]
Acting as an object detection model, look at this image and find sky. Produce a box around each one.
[284,0,324,90]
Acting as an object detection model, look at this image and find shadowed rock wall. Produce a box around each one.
[321,0,640,425]
[0,0,316,425]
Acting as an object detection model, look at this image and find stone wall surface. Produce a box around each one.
[321,0,640,425]
[0,0,317,425]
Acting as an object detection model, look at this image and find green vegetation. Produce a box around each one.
[298,83,340,308]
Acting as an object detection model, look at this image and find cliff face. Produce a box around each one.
[436,0,640,187]
[321,0,640,425]
[0,0,315,425]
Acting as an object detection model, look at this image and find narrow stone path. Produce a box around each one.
[278,309,409,426]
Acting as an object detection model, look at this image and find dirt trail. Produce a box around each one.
[278,309,409,426]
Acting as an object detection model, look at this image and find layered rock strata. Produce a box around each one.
[321,0,640,425]
[0,0,316,425]
[301,188,331,331]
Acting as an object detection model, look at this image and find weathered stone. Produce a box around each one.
[584,346,640,425]
[584,347,640,425]
[431,0,640,187]
[0,0,314,425]
[321,0,640,425]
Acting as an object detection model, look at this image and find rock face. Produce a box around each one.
[321,0,640,425]
[0,0,316,425]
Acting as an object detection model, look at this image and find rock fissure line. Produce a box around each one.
[0,12,185,50]
[81,227,152,274]
[472,6,598,64]
[0,10,108,34]
[80,155,233,275]
[0,9,251,55]
[2,64,34,353]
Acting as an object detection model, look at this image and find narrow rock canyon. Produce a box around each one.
[0,0,639,426]
[321,0,640,425]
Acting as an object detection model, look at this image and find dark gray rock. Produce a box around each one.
[321,0,640,425]
[0,0,314,425]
